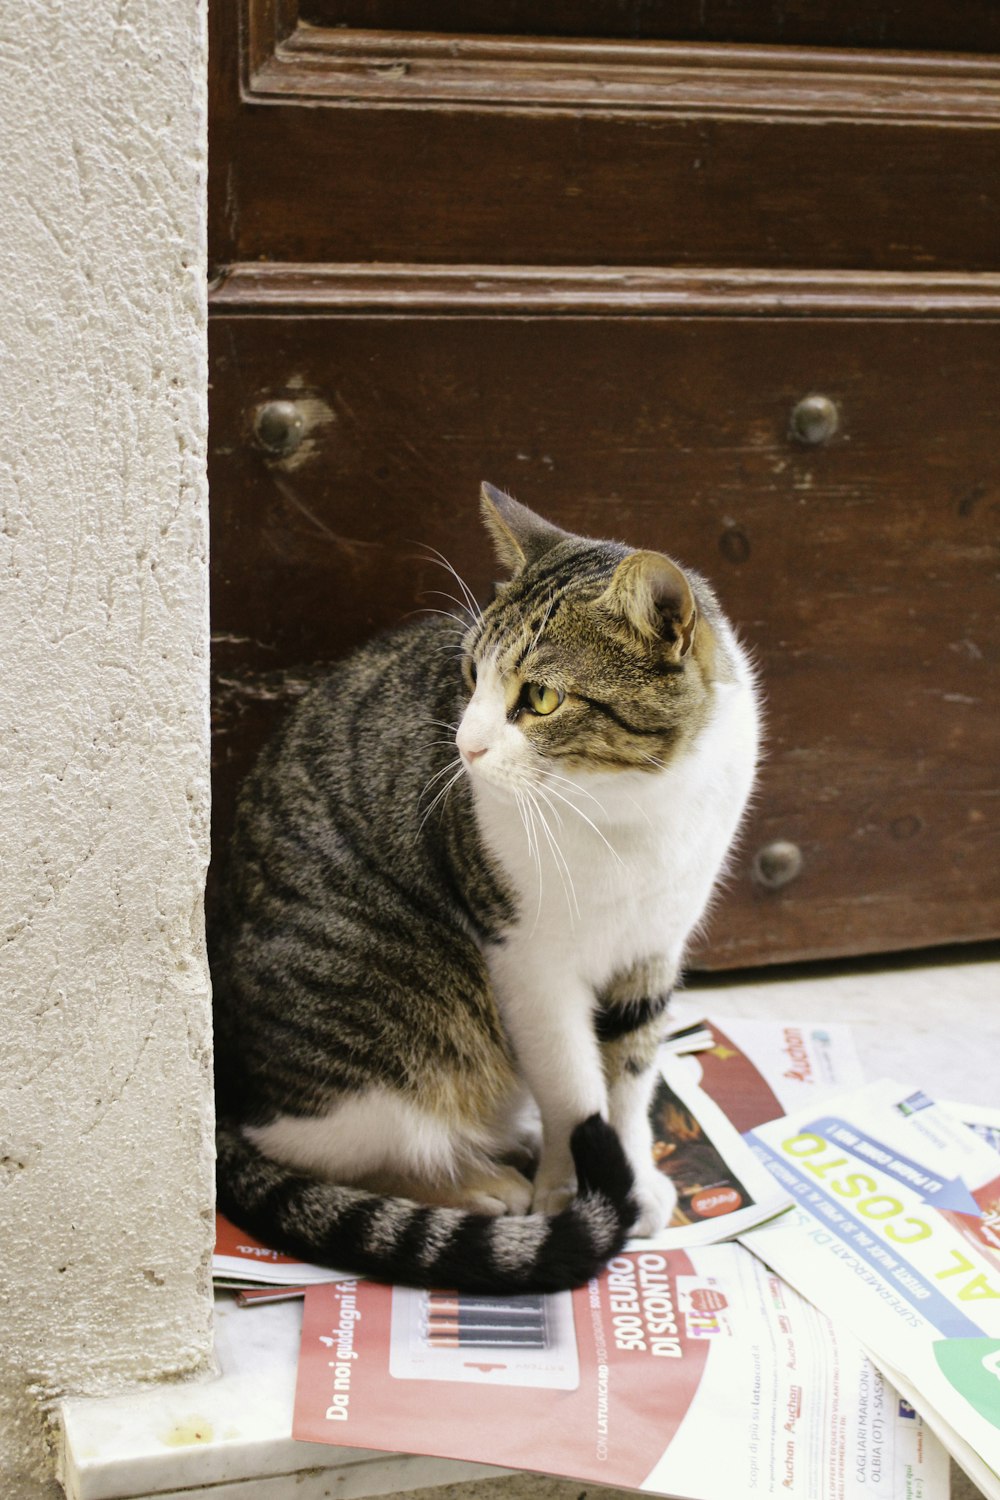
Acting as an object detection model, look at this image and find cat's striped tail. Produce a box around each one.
[215,1114,637,1293]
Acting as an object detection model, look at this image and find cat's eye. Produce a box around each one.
[524,682,564,716]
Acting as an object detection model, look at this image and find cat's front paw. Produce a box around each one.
[462,1164,535,1216]
[531,1179,576,1216]
[531,1145,577,1216]
[630,1168,678,1238]
[503,1117,542,1176]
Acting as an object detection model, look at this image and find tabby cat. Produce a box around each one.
[212,486,759,1292]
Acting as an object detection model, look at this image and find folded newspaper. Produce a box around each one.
[742,1081,1000,1500]
[213,1211,351,1289]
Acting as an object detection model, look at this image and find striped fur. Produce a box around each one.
[211,486,759,1290]
[216,1112,635,1293]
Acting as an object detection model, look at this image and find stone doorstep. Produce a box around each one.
[59,1291,511,1500]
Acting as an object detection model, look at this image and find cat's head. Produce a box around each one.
[456,484,727,798]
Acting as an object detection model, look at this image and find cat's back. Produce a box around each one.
[226,616,464,885]
[212,618,467,1011]
[211,614,509,1118]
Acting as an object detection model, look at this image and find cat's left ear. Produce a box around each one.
[597,550,698,659]
[479,483,571,577]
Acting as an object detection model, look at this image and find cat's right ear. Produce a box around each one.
[479,483,570,577]
[596,550,698,658]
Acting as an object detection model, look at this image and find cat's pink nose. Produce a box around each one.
[456,717,490,763]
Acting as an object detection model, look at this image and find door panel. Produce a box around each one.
[301,1,1000,52]
[209,0,1000,271]
[208,292,1000,966]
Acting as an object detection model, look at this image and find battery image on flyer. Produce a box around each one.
[388,1287,580,1390]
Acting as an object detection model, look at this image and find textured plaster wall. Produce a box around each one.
[0,2,213,1495]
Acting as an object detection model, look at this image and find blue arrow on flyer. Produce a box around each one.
[800,1117,982,1216]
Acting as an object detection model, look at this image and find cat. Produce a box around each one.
[212,484,759,1292]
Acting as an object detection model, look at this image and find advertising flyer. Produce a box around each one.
[666,1017,864,1133]
[632,1061,790,1250]
[742,1079,1000,1498]
[626,1016,863,1250]
[292,1243,948,1500]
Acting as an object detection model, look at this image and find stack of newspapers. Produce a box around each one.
[216,1018,1000,1500]
[740,1078,1000,1500]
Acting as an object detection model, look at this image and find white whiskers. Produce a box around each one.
[416,760,465,833]
[416,721,460,756]
[535,776,626,869]
[406,604,470,639]
[513,789,544,935]
[544,766,654,832]
[523,783,580,922]
[416,546,484,626]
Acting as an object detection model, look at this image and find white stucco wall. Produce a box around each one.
[0,2,213,1495]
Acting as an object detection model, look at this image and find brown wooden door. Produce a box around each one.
[208,1,1000,967]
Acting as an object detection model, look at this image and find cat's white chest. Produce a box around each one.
[473,679,757,990]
